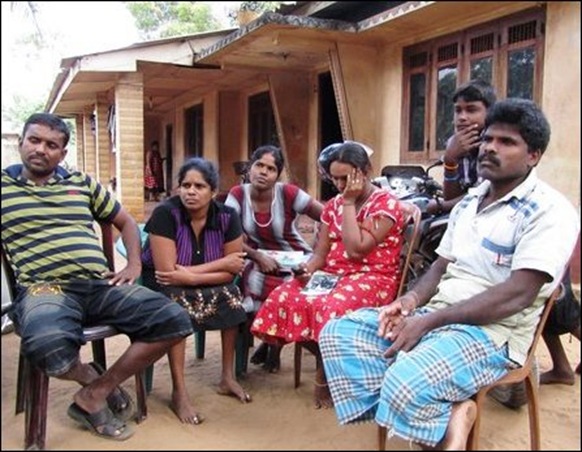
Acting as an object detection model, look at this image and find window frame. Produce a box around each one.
[247,91,279,156]
[401,8,545,163]
[184,103,204,157]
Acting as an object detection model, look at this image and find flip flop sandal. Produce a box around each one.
[67,403,135,441]
[88,362,135,422]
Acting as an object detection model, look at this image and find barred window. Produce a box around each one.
[401,9,544,161]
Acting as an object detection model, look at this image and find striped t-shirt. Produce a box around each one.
[1,165,120,288]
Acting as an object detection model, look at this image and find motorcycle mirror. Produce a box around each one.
[426,160,444,172]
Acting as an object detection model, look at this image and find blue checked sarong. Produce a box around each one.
[319,307,512,447]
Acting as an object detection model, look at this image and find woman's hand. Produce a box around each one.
[292,263,312,284]
[255,252,280,274]
[343,168,365,204]
[222,252,247,274]
[155,264,194,286]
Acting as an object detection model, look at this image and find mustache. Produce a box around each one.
[478,153,500,166]
[28,154,48,163]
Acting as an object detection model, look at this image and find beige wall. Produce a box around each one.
[540,2,581,211]
[541,2,581,283]
[219,91,246,192]
[376,45,404,173]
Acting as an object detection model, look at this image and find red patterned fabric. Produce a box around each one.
[251,190,405,344]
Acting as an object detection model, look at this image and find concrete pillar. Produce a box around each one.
[115,73,144,222]
[95,94,111,184]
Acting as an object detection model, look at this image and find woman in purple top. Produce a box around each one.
[142,158,250,425]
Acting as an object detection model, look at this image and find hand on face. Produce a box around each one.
[343,168,365,203]
[449,123,482,159]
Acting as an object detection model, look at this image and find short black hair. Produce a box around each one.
[484,98,551,154]
[249,145,285,176]
[178,157,218,190]
[22,113,71,147]
[321,141,371,176]
[453,79,497,109]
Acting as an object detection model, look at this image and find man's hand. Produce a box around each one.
[382,314,428,359]
[445,124,481,162]
[104,262,142,286]
[377,294,416,339]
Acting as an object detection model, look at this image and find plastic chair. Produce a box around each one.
[465,287,559,450]
[378,286,560,450]
[2,222,148,450]
[294,202,422,388]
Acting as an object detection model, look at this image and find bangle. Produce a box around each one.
[406,290,421,309]
[443,162,459,171]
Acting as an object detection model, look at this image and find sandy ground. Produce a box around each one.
[1,327,579,451]
[2,215,579,450]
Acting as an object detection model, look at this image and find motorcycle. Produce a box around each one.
[373,160,448,288]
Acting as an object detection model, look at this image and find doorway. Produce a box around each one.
[318,72,342,201]
[165,124,173,194]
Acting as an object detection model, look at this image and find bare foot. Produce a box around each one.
[170,392,204,425]
[540,369,575,385]
[314,382,334,409]
[313,367,333,409]
[217,378,252,404]
[73,383,108,415]
[441,400,477,450]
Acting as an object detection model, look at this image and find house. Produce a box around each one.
[44,1,580,281]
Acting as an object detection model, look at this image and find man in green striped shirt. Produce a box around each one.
[1,113,193,441]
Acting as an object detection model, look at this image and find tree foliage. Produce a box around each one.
[124,2,222,40]
[2,95,45,131]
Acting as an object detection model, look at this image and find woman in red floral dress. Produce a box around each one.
[251,141,405,408]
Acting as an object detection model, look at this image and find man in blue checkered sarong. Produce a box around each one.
[319,99,579,450]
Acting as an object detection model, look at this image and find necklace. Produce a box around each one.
[247,185,278,228]
[352,185,376,215]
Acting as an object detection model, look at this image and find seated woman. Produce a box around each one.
[141,157,251,425]
[251,141,406,408]
[225,145,323,373]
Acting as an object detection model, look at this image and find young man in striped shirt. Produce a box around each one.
[1,113,193,441]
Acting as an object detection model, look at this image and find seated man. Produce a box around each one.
[319,99,579,450]
[1,113,193,441]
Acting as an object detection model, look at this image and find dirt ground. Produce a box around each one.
[1,327,580,451]
[2,213,579,450]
